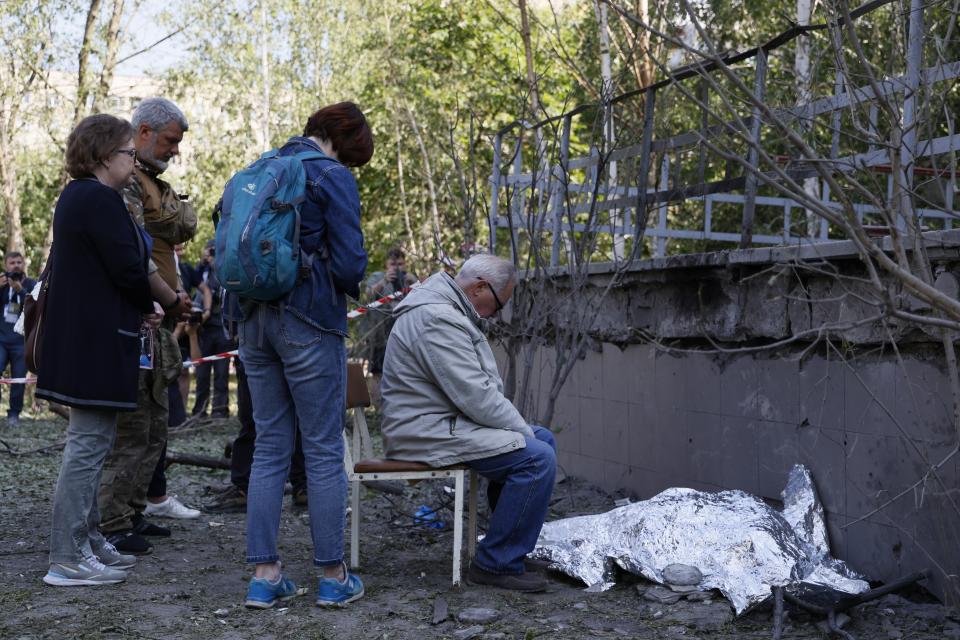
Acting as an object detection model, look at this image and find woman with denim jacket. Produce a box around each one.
[240,102,373,609]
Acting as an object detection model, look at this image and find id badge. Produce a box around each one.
[139,327,154,370]
[3,302,20,324]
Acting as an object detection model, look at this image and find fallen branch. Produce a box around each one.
[165,451,230,470]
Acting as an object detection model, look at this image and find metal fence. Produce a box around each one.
[488,0,960,264]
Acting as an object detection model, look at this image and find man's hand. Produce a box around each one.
[384,264,398,284]
[9,277,22,293]
[143,302,164,329]
[175,291,192,318]
[0,274,7,289]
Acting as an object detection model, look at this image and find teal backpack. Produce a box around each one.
[213,149,327,301]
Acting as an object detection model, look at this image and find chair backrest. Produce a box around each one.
[346,362,371,409]
[343,362,374,470]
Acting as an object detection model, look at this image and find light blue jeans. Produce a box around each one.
[240,307,346,567]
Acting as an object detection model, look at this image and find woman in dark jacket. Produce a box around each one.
[37,114,155,587]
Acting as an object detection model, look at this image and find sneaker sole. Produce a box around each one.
[316,586,365,607]
[103,561,137,570]
[43,574,125,586]
[244,590,305,609]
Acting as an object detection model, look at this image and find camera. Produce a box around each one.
[4,271,22,282]
[391,270,407,287]
[188,305,204,325]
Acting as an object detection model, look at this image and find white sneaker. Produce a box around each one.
[144,495,201,519]
[43,556,127,586]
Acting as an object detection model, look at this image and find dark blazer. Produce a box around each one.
[36,178,153,410]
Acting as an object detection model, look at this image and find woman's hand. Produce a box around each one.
[143,301,164,329]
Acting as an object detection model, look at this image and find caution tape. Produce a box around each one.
[0,285,416,383]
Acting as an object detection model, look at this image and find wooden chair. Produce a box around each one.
[344,362,479,586]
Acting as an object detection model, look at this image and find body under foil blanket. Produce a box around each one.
[531,464,868,614]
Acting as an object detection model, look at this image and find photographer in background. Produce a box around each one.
[192,240,233,419]
[364,247,417,406]
[0,251,36,427]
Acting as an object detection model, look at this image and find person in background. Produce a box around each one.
[174,243,200,408]
[96,97,198,556]
[192,240,233,418]
[238,102,372,609]
[363,247,417,407]
[0,251,36,427]
[37,114,155,586]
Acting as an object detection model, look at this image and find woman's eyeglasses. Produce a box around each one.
[115,148,137,158]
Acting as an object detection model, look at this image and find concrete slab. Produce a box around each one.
[603,400,631,466]
[720,355,759,419]
[844,359,898,437]
[719,416,759,494]
[799,353,845,430]
[579,397,605,461]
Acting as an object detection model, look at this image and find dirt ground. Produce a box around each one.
[1,415,957,640]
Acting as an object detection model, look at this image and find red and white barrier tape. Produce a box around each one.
[0,285,415,383]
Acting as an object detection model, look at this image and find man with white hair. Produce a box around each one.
[380,254,556,592]
[97,97,200,556]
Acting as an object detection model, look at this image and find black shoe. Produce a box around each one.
[466,562,548,592]
[132,514,171,537]
[291,486,308,507]
[203,485,247,514]
[106,531,153,556]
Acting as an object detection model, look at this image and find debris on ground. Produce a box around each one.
[0,419,951,639]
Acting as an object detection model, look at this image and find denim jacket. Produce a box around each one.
[233,136,367,336]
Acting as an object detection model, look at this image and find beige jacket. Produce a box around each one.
[380,272,532,467]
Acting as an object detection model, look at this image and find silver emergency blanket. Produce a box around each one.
[531,464,868,614]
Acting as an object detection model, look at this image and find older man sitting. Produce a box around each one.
[380,254,556,592]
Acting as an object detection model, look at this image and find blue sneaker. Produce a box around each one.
[316,564,364,607]
[244,574,302,609]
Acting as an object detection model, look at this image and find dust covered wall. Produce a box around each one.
[498,233,960,603]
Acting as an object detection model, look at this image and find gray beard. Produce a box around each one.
[138,144,168,173]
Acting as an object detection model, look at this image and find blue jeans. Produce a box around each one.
[0,340,27,417]
[467,425,557,575]
[240,307,346,567]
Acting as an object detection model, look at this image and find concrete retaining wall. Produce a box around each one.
[504,231,960,602]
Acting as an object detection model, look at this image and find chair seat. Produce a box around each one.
[354,458,469,474]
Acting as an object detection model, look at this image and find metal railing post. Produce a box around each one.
[740,49,767,248]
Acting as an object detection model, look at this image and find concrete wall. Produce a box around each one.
[506,232,960,602]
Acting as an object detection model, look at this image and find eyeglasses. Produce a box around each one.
[115,148,136,158]
[482,280,504,314]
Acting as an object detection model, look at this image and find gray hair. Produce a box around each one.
[455,254,517,292]
[131,97,189,132]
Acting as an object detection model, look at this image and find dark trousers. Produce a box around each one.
[0,340,27,417]
[146,381,186,499]
[193,325,233,417]
[233,359,305,492]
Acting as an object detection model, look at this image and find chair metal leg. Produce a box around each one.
[350,479,360,569]
[452,470,465,586]
[467,470,478,561]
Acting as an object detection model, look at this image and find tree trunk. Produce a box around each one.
[517,0,543,118]
[0,129,23,253]
[73,0,104,126]
[92,0,126,113]
[796,0,820,237]
[404,105,442,260]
